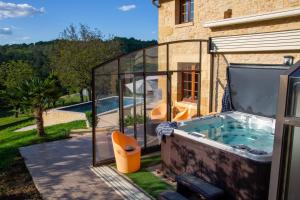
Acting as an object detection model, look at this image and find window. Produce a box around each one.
[181,65,199,102]
[180,0,194,23]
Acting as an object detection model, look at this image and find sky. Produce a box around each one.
[0,0,158,45]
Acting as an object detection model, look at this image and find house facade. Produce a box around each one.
[91,1,300,199]
[154,1,300,199]
[157,0,300,115]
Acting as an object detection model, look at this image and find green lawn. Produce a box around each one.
[0,110,32,128]
[55,93,89,108]
[0,116,86,199]
[123,155,174,199]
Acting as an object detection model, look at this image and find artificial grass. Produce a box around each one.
[0,119,86,199]
[124,155,174,199]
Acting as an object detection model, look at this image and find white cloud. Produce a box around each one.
[0,1,45,20]
[0,27,12,35]
[118,4,136,12]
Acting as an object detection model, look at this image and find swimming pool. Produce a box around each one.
[58,96,140,114]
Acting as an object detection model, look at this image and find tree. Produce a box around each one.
[17,74,63,136]
[113,37,157,54]
[50,24,122,102]
[0,61,35,117]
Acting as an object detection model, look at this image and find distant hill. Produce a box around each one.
[0,37,157,64]
[113,37,157,54]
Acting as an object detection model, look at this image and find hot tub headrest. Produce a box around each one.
[228,63,290,118]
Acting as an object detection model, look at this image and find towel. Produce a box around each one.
[221,85,232,112]
[156,121,178,144]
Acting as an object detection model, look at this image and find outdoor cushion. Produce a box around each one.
[150,102,167,121]
[172,107,189,122]
[124,145,135,152]
[159,190,188,200]
[176,174,224,200]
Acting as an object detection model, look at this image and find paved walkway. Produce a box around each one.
[91,166,153,200]
[20,134,123,200]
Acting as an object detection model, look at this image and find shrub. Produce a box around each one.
[124,114,145,127]
[85,111,92,127]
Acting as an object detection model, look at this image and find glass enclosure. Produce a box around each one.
[269,61,300,200]
[92,40,208,166]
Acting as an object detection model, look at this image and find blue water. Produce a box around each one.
[59,97,138,114]
[180,117,274,153]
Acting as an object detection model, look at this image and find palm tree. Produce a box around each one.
[17,74,63,136]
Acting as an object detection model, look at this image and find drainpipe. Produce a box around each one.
[152,0,161,8]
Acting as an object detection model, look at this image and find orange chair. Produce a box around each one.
[150,102,167,121]
[111,131,141,173]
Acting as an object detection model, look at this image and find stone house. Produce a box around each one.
[154,0,300,115]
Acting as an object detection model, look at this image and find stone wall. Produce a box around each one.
[158,0,300,114]
[161,133,271,200]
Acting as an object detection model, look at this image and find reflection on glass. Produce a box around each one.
[122,75,145,148]
[94,73,119,163]
[287,127,300,200]
[146,75,167,147]
[120,51,143,73]
[289,77,300,117]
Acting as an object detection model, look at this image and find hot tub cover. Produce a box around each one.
[228,63,289,118]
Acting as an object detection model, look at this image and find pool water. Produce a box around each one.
[179,114,274,154]
[59,97,138,114]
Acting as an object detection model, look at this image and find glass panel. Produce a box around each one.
[122,74,134,134]
[146,75,167,147]
[134,76,145,148]
[122,75,145,148]
[169,42,200,116]
[190,0,194,21]
[94,63,119,163]
[94,60,118,75]
[145,46,159,72]
[287,77,300,117]
[180,0,187,23]
[120,50,144,73]
[286,126,300,200]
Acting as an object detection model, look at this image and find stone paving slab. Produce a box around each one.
[91,166,153,200]
[20,134,123,200]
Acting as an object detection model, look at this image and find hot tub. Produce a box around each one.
[161,111,274,200]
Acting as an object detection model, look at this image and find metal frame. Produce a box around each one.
[269,61,300,200]
[92,39,208,166]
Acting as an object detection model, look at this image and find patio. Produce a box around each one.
[19,133,134,200]
[90,37,300,199]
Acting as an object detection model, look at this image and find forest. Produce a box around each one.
[0,24,156,136]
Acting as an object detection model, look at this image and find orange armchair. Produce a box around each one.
[150,102,167,121]
[111,131,141,173]
[173,107,189,122]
